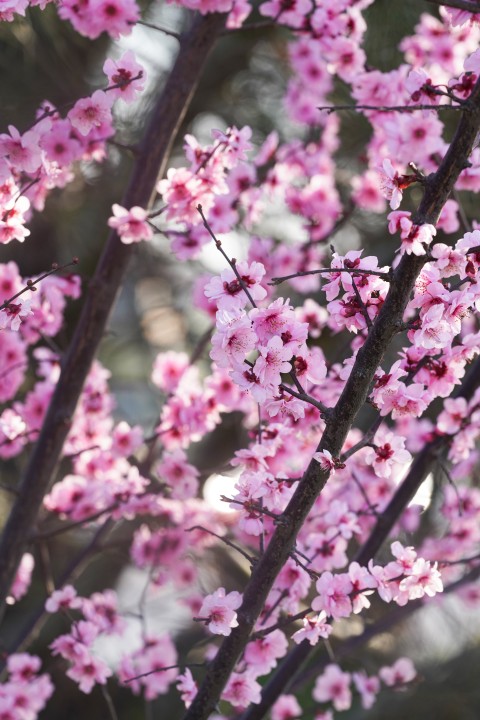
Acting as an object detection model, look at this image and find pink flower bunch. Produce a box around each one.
[198,587,243,636]
[0,654,53,719]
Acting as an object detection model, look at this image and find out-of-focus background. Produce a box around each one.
[1,1,480,718]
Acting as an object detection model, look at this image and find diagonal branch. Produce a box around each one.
[183,78,480,720]
[0,11,227,623]
[238,354,480,720]
[424,0,480,12]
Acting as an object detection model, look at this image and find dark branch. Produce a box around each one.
[186,77,480,720]
[0,11,227,623]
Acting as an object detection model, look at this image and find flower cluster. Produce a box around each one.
[3,0,480,718]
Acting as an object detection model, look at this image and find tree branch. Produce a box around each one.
[183,77,480,720]
[0,11,227,623]
[424,0,480,13]
[238,355,480,720]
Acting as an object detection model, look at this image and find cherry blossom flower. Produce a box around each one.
[177,669,197,709]
[222,671,262,707]
[66,646,113,694]
[377,158,414,210]
[0,195,31,244]
[151,350,190,393]
[7,552,34,604]
[379,657,416,686]
[244,629,288,675]
[108,203,153,243]
[292,612,332,646]
[0,297,32,331]
[210,308,257,369]
[103,50,145,102]
[68,90,113,136]
[271,695,302,720]
[0,125,42,173]
[313,450,344,475]
[313,664,352,711]
[198,587,242,636]
[312,572,353,619]
[364,427,412,478]
[353,671,380,709]
[45,585,82,613]
[399,558,443,600]
[204,261,267,312]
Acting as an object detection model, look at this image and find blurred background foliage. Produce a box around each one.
[2,1,480,718]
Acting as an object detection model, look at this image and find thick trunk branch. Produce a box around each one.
[0,11,226,622]
[184,79,480,720]
[239,356,480,720]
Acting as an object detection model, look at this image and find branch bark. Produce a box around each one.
[0,11,226,622]
[424,0,480,13]
[184,79,480,720]
[238,356,480,720]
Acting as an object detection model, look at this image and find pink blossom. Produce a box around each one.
[437,396,468,434]
[7,552,34,604]
[400,223,437,256]
[378,159,410,210]
[292,612,332,646]
[379,657,416,686]
[108,203,153,243]
[177,669,197,709]
[45,585,82,613]
[378,381,431,419]
[313,664,352,712]
[210,309,257,369]
[103,50,145,102]
[151,350,190,393]
[40,118,82,165]
[0,296,32,331]
[0,195,31,245]
[0,125,42,173]
[254,335,293,388]
[465,47,480,73]
[348,562,376,613]
[119,635,178,699]
[399,558,443,600]
[66,646,113,694]
[324,36,366,83]
[352,671,380,709]
[259,0,311,28]
[198,587,242,636]
[313,450,342,476]
[222,672,262,707]
[204,261,267,311]
[351,169,387,212]
[68,90,113,136]
[312,572,353,619]
[211,125,253,167]
[82,589,124,633]
[244,629,288,675]
[364,427,412,478]
[157,167,203,224]
[111,421,143,457]
[156,448,199,499]
[271,695,302,720]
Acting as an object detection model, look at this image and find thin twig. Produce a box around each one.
[197,204,257,308]
[318,102,464,114]
[134,19,181,40]
[185,525,256,565]
[424,0,480,12]
[269,266,391,286]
